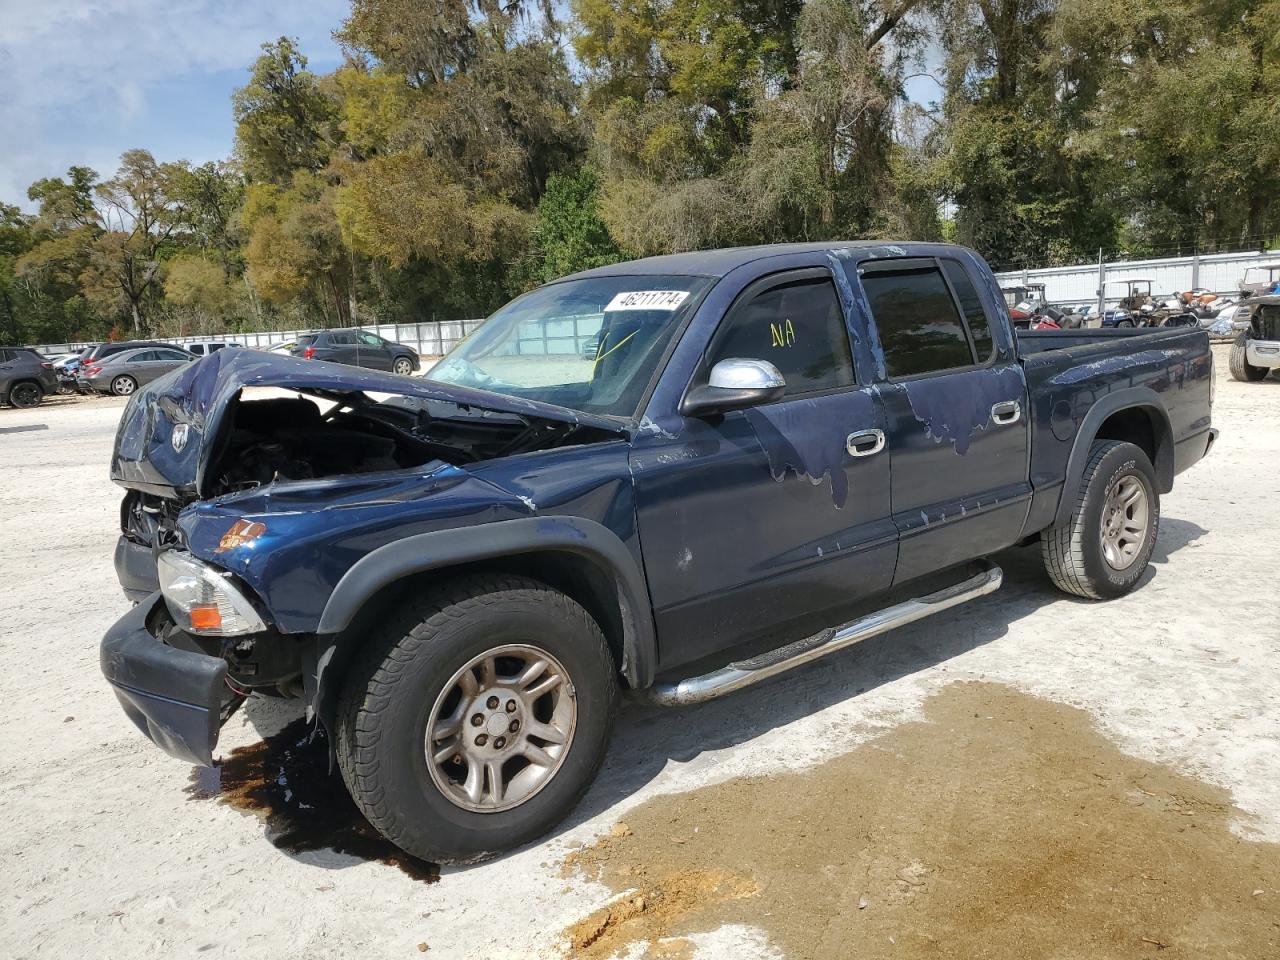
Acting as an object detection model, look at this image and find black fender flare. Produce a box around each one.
[309,516,658,722]
[1054,386,1174,527]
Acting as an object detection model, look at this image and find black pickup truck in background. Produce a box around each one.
[101,242,1216,863]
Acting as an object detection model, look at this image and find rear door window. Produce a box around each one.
[329,332,356,345]
[705,273,855,397]
[858,261,977,378]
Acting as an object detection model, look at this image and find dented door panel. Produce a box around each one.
[632,389,895,673]
[878,364,1032,584]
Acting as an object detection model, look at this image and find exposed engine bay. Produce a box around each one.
[205,391,618,499]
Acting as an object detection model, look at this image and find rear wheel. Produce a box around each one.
[335,575,618,864]
[1229,333,1270,382]
[8,381,43,408]
[111,375,138,396]
[1116,319,1134,328]
[1041,440,1160,600]
[393,356,414,376]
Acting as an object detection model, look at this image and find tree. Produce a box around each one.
[233,38,336,185]
[584,0,928,252]
[79,150,187,333]
[530,167,625,282]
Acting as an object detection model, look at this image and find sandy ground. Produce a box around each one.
[1,343,1277,959]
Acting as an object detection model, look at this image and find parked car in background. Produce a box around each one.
[101,241,1216,865]
[79,346,196,396]
[0,347,58,408]
[81,340,181,366]
[184,341,241,357]
[1229,295,1280,382]
[290,328,420,375]
[580,330,603,359]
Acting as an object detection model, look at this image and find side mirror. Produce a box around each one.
[680,358,786,418]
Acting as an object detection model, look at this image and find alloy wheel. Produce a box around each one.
[1100,475,1149,570]
[425,643,577,813]
[10,383,41,408]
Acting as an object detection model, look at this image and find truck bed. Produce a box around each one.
[1015,326,1190,355]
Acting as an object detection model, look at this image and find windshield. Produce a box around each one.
[429,274,714,417]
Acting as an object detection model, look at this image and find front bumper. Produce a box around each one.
[100,593,229,766]
[1245,339,1280,370]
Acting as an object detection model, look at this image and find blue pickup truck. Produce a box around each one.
[101,242,1216,863]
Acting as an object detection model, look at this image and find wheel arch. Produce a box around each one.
[1054,388,1173,527]
[310,516,657,729]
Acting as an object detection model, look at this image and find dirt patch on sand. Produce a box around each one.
[561,682,1279,959]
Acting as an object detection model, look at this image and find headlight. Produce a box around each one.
[157,551,267,636]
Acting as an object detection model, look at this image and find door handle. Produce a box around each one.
[846,429,886,457]
[991,400,1021,425]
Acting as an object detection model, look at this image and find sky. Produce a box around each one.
[0,0,349,209]
[0,0,945,213]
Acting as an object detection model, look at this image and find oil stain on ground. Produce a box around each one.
[562,682,1279,959]
[186,718,440,883]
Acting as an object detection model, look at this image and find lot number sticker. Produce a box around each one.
[604,290,690,312]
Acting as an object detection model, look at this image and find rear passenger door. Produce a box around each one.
[355,331,394,370]
[850,257,1030,585]
[327,331,359,366]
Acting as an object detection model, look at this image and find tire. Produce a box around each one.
[111,375,138,396]
[1116,319,1134,328]
[393,356,415,376]
[1229,333,1269,382]
[8,381,43,408]
[335,574,618,864]
[1041,439,1160,600]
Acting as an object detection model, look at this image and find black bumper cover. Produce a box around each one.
[114,535,160,603]
[100,593,228,767]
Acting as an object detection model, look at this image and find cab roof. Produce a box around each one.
[560,241,972,281]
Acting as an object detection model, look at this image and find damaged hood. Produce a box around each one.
[111,347,626,498]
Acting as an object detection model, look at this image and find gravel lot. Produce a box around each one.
[2,342,1277,959]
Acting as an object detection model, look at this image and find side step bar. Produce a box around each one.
[639,560,1004,707]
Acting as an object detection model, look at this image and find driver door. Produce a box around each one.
[631,268,896,672]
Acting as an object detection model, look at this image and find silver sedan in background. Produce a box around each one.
[79,346,197,396]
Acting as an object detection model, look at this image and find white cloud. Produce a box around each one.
[0,0,349,207]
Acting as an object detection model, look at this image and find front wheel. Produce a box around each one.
[335,575,618,864]
[1041,439,1160,600]
[393,356,415,376]
[111,375,138,396]
[1229,333,1270,382]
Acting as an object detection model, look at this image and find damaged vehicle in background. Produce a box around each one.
[100,242,1217,865]
[1228,295,1280,382]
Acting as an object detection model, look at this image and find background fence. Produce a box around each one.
[994,248,1280,309]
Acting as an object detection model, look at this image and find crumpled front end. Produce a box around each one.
[100,593,234,766]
